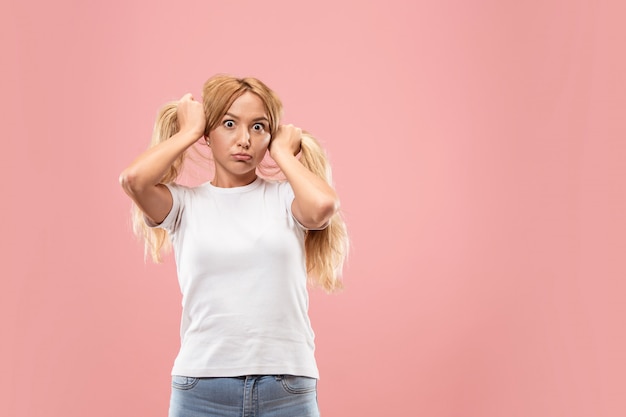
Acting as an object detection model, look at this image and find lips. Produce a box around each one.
[232,153,252,161]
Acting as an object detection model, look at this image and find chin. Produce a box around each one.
[231,166,257,176]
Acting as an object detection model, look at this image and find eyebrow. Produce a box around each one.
[224,113,269,123]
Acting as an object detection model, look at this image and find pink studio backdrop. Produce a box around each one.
[2,1,625,416]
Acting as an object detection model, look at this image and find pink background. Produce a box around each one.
[2,0,625,416]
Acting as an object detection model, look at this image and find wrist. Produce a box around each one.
[177,128,204,144]
[270,147,294,163]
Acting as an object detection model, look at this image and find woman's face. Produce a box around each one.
[208,91,271,187]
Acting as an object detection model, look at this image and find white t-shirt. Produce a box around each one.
[152,176,319,378]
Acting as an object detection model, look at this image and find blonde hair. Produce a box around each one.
[132,75,348,292]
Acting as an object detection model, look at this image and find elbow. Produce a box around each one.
[310,196,339,228]
[321,196,339,219]
[119,168,144,197]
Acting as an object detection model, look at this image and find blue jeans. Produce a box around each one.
[168,375,320,417]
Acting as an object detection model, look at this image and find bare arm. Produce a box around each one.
[119,94,206,224]
[270,125,339,229]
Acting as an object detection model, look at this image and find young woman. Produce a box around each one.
[119,75,348,417]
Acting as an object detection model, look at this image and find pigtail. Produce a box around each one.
[300,133,349,293]
[131,102,185,263]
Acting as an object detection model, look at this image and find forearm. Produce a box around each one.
[272,149,339,228]
[120,130,199,193]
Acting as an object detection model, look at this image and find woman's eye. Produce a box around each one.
[252,123,265,132]
[224,120,235,128]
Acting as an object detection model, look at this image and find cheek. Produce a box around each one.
[256,133,270,147]
[208,130,230,146]
[255,135,271,156]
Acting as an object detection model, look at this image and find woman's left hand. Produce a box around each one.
[269,124,302,159]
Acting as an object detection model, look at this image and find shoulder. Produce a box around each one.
[162,182,214,217]
[257,177,293,199]
[166,181,211,198]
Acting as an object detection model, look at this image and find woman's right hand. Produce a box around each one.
[177,93,206,138]
[119,93,206,224]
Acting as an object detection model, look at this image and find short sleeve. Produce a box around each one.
[144,183,185,234]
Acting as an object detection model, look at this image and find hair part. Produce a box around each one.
[131,75,349,292]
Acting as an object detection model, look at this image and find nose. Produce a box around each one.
[237,127,251,149]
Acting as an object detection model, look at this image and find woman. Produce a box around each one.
[119,75,348,417]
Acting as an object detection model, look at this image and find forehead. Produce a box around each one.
[225,91,267,118]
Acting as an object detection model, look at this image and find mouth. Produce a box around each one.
[232,153,252,161]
